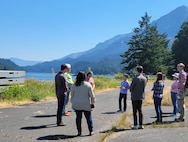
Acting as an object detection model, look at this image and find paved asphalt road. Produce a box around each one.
[0,88,125,142]
[106,104,188,142]
[0,82,188,142]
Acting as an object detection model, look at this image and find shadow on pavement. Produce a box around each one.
[20,124,56,130]
[101,111,121,114]
[36,134,77,140]
[144,120,175,125]
[150,112,174,119]
[100,128,131,133]
[33,114,56,118]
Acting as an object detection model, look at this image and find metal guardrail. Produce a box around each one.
[0,70,25,86]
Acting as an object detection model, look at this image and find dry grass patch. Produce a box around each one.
[98,113,131,142]
[98,130,114,142]
[146,122,188,129]
[162,86,172,106]
[143,85,188,107]
[116,113,132,129]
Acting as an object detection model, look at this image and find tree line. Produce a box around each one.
[121,12,188,77]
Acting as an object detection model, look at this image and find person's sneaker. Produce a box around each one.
[117,110,122,112]
[64,112,70,116]
[89,131,94,136]
[170,113,177,117]
[152,120,162,124]
[57,122,66,126]
[175,118,184,122]
[131,125,138,130]
[77,132,82,136]
[138,125,144,129]
[71,109,75,112]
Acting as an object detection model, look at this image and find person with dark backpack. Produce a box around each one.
[175,63,187,122]
[185,73,188,88]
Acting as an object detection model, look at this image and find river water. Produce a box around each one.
[25,72,56,80]
[25,72,114,81]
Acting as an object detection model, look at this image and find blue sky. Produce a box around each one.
[1,0,188,61]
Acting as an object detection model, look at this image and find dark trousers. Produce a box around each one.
[57,95,65,124]
[132,100,143,125]
[119,93,127,111]
[75,110,93,133]
[154,97,162,122]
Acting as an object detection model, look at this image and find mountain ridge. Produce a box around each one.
[10,58,42,66]
[10,5,188,74]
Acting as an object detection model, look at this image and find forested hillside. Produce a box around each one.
[23,6,188,74]
[0,58,23,70]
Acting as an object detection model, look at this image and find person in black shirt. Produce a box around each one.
[55,64,68,126]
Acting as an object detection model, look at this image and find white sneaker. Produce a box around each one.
[138,125,144,129]
[131,125,138,130]
[117,110,122,112]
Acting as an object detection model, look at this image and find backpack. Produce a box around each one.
[185,73,188,88]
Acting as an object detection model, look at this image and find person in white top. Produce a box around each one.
[71,71,96,136]
[170,73,179,116]
[86,71,95,90]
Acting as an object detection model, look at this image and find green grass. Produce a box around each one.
[0,79,55,102]
[0,75,121,104]
[95,76,120,91]
[0,74,166,105]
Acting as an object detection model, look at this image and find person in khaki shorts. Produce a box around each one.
[175,63,187,122]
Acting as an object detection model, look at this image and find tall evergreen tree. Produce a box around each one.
[172,21,188,71]
[121,13,172,75]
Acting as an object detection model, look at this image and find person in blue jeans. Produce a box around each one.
[170,73,179,116]
[117,74,130,112]
[151,72,164,124]
[71,71,96,136]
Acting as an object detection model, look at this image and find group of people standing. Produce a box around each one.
[55,62,187,135]
[151,63,187,124]
[55,64,96,136]
[118,65,147,129]
[118,63,187,129]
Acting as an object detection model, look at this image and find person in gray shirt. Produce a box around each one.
[130,65,147,129]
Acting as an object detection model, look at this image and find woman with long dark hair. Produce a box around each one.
[151,72,164,124]
[71,71,96,136]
